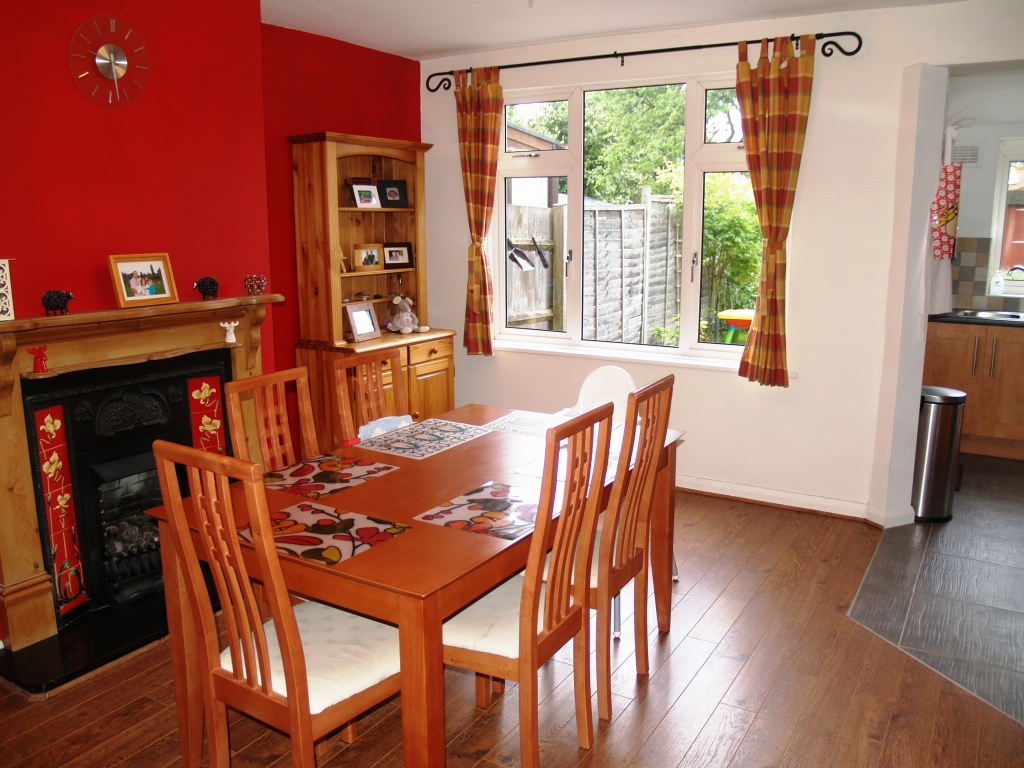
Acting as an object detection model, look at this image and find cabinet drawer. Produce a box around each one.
[409,338,453,365]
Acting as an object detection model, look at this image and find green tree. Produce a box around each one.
[584,85,686,203]
[704,88,742,143]
[699,172,762,331]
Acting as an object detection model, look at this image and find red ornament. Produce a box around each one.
[28,346,48,372]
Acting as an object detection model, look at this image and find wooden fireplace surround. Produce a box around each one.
[0,295,283,651]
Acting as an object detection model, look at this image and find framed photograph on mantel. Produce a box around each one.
[383,242,413,270]
[108,253,179,309]
[377,179,409,208]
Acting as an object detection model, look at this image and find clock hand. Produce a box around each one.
[111,52,120,100]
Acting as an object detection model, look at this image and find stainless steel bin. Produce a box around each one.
[911,386,966,522]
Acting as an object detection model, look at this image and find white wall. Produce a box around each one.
[956,123,1024,237]
[420,0,1024,524]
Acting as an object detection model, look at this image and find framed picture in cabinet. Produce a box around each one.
[383,242,413,270]
[377,180,408,208]
[108,253,179,308]
[345,301,381,342]
[352,184,382,209]
[354,243,384,272]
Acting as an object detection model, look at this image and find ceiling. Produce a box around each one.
[948,61,1024,126]
[260,0,951,61]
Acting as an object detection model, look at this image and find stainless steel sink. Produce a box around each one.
[957,310,1024,321]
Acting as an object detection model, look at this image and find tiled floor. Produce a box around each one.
[849,452,1024,723]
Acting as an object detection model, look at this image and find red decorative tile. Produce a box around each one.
[34,405,88,614]
[188,376,224,453]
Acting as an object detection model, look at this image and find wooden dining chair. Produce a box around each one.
[153,440,402,768]
[441,403,614,768]
[332,348,409,443]
[225,367,319,471]
[591,374,673,720]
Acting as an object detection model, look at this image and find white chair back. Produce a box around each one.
[569,366,637,424]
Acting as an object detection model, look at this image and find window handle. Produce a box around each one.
[971,335,978,376]
[990,337,997,378]
[566,249,572,277]
[691,253,698,282]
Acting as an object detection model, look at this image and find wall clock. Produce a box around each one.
[70,16,150,107]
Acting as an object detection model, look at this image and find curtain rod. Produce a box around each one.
[425,30,861,92]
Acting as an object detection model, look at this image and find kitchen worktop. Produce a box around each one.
[929,310,1024,327]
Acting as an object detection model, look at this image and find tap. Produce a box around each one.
[1009,265,1024,277]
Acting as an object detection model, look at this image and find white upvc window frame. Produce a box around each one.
[492,72,754,366]
[990,137,1024,296]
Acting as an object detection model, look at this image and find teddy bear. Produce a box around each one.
[386,295,430,334]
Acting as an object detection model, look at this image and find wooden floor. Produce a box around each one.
[3,492,1024,768]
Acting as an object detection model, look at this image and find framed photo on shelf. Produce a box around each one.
[383,242,413,270]
[108,253,179,308]
[352,184,382,209]
[345,301,381,342]
[344,176,372,208]
[353,243,384,272]
[377,180,409,208]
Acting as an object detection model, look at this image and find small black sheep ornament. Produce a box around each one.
[193,276,219,300]
[42,290,74,316]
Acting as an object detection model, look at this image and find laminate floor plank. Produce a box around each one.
[879,521,933,550]
[677,702,754,768]
[826,694,896,768]
[977,702,1024,767]
[929,521,1024,569]
[726,669,817,768]
[777,621,875,768]
[917,551,1024,613]
[902,593,1024,675]
[877,656,944,768]
[60,704,180,768]
[905,648,1024,725]
[925,682,982,768]
[721,521,852,712]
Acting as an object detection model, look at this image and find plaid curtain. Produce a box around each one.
[454,67,503,356]
[735,36,815,387]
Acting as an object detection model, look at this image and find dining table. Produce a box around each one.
[148,404,680,768]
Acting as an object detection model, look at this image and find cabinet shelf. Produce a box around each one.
[339,267,415,279]
[338,207,415,213]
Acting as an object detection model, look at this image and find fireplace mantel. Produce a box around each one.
[0,294,282,650]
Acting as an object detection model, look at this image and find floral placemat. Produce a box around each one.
[239,501,409,566]
[483,410,568,437]
[356,419,490,460]
[414,481,547,541]
[263,454,397,499]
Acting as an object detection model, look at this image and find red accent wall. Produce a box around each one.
[0,1,274,357]
[260,24,421,373]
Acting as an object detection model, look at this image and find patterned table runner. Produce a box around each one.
[263,454,397,499]
[239,501,409,566]
[414,481,545,541]
[483,410,569,437]
[356,419,490,460]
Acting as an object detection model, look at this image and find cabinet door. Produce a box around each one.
[923,322,985,435]
[977,325,1024,441]
[408,357,454,422]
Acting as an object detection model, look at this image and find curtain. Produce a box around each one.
[735,36,816,387]
[454,67,503,356]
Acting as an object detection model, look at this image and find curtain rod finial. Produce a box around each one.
[426,71,454,93]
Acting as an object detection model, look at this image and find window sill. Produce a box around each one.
[490,338,744,373]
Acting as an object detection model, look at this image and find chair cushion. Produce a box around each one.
[220,600,400,715]
[443,577,545,660]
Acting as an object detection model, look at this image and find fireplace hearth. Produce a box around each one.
[0,349,233,691]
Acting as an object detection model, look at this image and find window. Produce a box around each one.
[992,139,1024,296]
[495,78,756,358]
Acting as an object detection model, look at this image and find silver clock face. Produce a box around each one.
[70,16,150,107]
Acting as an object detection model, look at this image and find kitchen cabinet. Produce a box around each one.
[923,321,1024,458]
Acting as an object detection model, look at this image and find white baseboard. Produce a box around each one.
[676,473,868,519]
[867,504,916,528]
